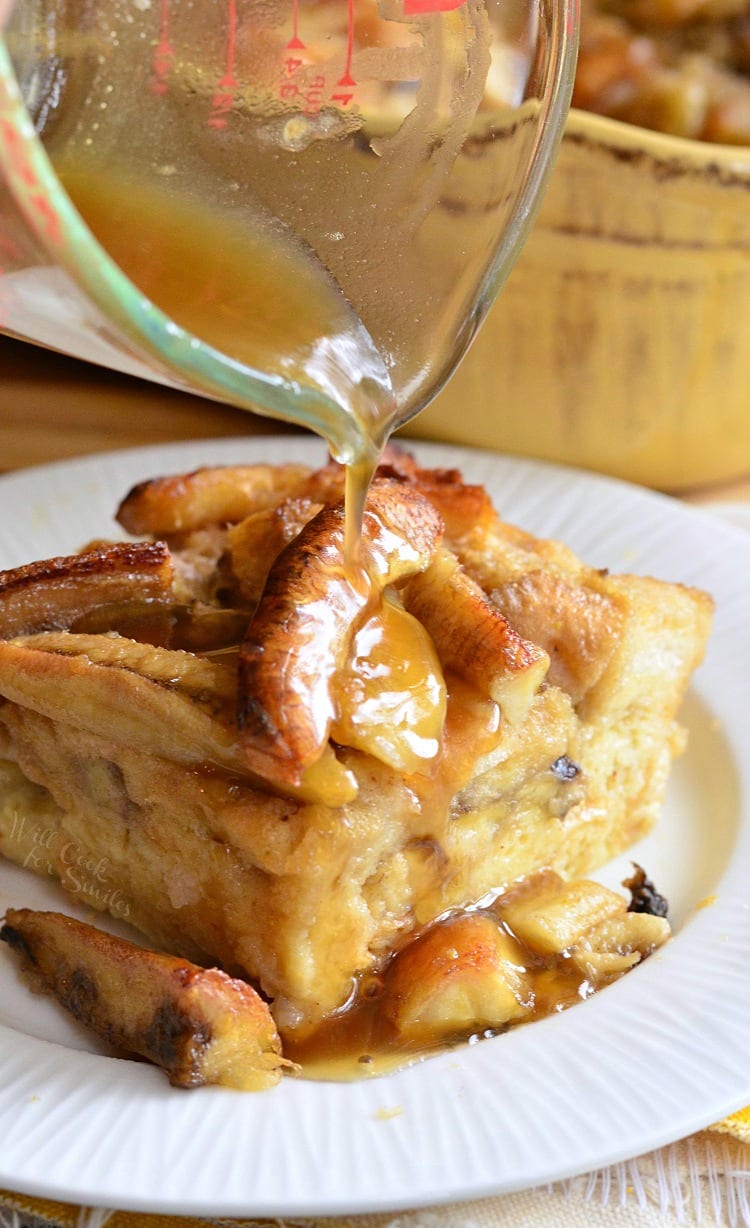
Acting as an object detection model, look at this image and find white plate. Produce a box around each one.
[0,436,748,1219]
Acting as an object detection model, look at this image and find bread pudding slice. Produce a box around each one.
[0,450,712,1052]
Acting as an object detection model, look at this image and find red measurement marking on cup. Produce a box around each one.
[0,234,22,268]
[0,120,35,188]
[29,191,61,244]
[209,0,239,129]
[0,119,62,246]
[150,0,174,96]
[280,66,326,116]
[280,10,323,118]
[283,0,307,90]
[279,0,357,114]
[403,0,466,10]
[287,0,306,50]
[335,0,356,98]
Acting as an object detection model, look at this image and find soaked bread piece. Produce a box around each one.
[575,0,750,143]
[0,452,712,1054]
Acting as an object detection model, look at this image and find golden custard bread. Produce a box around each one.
[0,449,713,1076]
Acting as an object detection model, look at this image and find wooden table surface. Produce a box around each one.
[1,334,749,507]
[0,336,300,472]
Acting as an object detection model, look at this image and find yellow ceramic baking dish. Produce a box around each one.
[413,108,750,492]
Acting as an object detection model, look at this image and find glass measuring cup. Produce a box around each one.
[0,0,578,465]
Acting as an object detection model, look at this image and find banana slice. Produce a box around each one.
[1,908,289,1090]
[117,463,312,535]
[0,541,174,639]
[383,912,532,1043]
[404,547,549,725]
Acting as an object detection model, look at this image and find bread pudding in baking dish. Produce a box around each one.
[0,448,713,1088]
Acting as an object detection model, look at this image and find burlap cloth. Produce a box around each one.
[0,1112,748,1228]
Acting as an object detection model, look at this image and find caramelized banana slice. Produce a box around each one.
[0,541,174,639]
[0,637,244,772]
[405,468,499,548]
[404,548,549,725]
[71,600,250,654]
[12,631,238,701]
[383,913,532,1043]
[300,449,500,551]
[294,444,425,507]
[116,464,312,535]
[1,909,288,1090]
[238,480,443,789]
[498,872,631,956]
[571,912,671,981]
[227,497,323,609]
